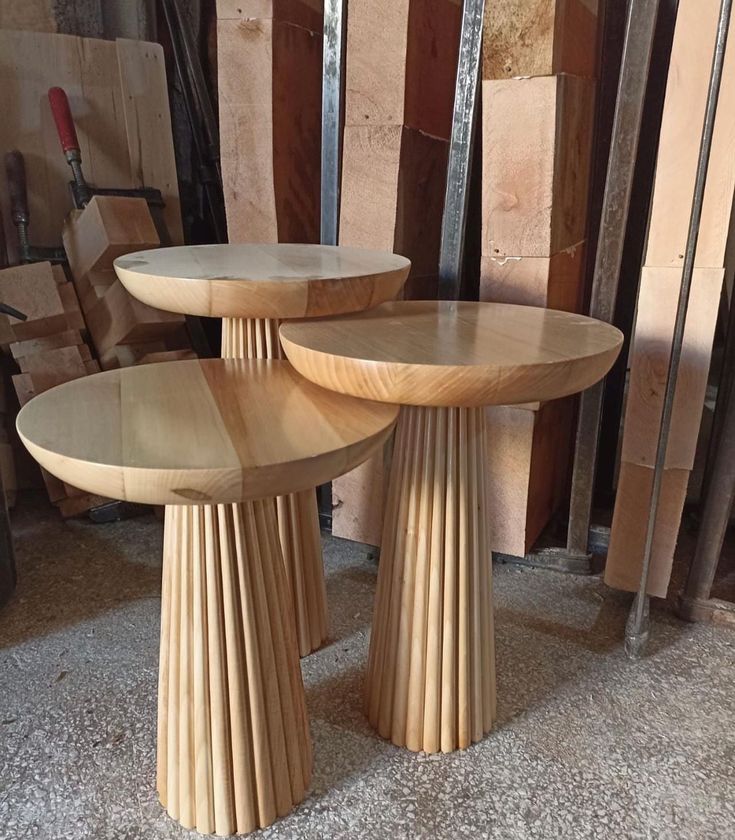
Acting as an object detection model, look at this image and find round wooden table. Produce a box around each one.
[280,301,623,754]
[17,359,398,835]
[115,244,410,657]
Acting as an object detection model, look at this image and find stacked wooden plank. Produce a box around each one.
[217,0,323,244]
[332,0,462,546]
[0,260,105,516]
[0,31,183,266]
[62,196,191,369]
[605,0,735,596]
[480,0,599,556]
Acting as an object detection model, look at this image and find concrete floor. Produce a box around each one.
[1,494,734,840]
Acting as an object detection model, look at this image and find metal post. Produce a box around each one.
[321,0,346,246]
[626,0,733,657]
[438,0,485,301]
[565,0,660,560]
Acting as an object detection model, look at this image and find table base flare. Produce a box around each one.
[223,316,328,656]
[364,405,497,753]
[158,502,312,835]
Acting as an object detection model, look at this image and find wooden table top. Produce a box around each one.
[17,359,398,505]
[280,301,624,407]
[114,243,410,319]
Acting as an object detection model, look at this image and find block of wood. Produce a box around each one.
[482,0,599,80]
[17,344,91,390]
[0,262,67,340]
[62,195,160,281]
[10,329,83,360]
[480,246,586,312]
[217,2,322,244]
[482,74,596,258]
[85,278,184,357]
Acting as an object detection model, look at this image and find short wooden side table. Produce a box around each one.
[115,243,409,656]
[281,301,623,753]
[17,359,398,834]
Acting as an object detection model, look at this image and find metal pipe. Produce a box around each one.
[566,0,660,558]
[438,0,485,301]
[625,0,733,658]
[321,0,346,246]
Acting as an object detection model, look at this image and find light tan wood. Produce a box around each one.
[482,74,595,258]
[9,330,83,361]
[0,31,183,265]
[217,3,322,244]
[222,316,328,657]
[480,246,586,312]
[333,0,461,545]
[644,0,735,268]
[16,358,398,506]
[605,462,690,598]
[344,0,461,138]
[114,244,410,319]
[158,501,311,834]
[63,195,160,283]
[0,262,67,341]
[285,300,617,752]
[84,278,184,357]
[606,0,735,596]
[365,405,496,752]
[485,398,576,557]
[280,301,623,408]
[482,0,599,80]
[621,266,723,471]
[116,38,184,245]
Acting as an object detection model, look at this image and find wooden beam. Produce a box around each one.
[482,0,599,80]
[606,0,735,595]
[332,0,461,545]
[482,74,595,258]
[217,1,322,245]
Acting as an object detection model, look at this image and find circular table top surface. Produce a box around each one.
[280,301,624,407]
[113,243,411,319]
[17,359,398,506]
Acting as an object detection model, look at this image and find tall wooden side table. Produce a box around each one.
[281,301,623,753]
[115,243,409,656]
[17,358,398,834]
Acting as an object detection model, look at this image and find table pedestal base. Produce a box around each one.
[223,316,328,657]
[158,503,311,835]
[365,405,496,753]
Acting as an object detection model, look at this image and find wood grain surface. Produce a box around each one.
[280,301,623,407]
[114,244,410,319]
[17,358,398,505]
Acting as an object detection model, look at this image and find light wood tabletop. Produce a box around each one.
[280,300,624,407]
[113,243,411,319]
[17,358,398,505]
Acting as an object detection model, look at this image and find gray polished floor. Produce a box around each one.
[1,493,733,839]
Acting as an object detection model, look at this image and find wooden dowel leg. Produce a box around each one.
[221,317,329,656]
[159,504,311,834]
[365,405,496,753]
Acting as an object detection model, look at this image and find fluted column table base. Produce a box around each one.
[158,502,312,835]
[365,405,496,753]
[222,316,328,656]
